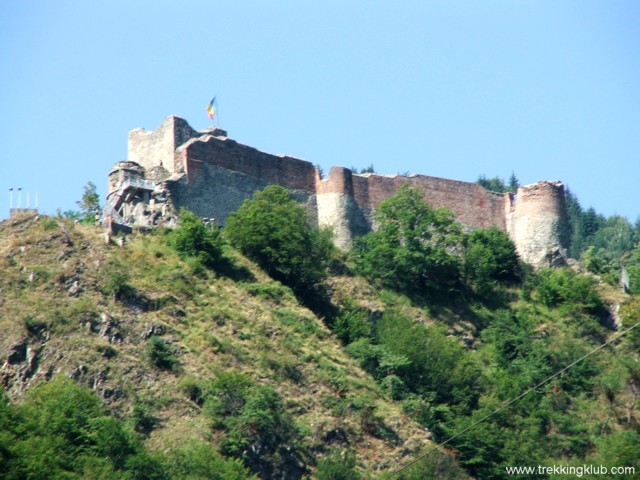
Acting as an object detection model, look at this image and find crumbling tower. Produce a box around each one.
[507,181,569,267]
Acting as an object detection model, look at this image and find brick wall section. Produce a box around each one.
[180,135,318,192]
[317,167,354,195]
[320,168,507,230]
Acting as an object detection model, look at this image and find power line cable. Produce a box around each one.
[385,319,640,479]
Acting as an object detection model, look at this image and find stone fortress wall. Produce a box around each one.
[106,116,569,267]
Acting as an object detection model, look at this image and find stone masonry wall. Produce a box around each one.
[316,166,507,249]
[509,181,569,267]
[165,162,317,227]
[128,116,201,175]
[115,115,569,267]
[178,135,318,192]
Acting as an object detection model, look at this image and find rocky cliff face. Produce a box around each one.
[108,116,569,268]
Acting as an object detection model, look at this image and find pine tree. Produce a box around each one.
[508,172,520,193]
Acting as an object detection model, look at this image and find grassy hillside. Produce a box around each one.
[0,214,467,479]
[1,206,639,480]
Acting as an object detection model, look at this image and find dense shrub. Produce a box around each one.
[346,338,412,381]
[203,372,307,479]
[535,268,605,315]
[167,209,225,269]
[131,403,159,436]
[345,310,482,412]
[588,430,640,477]
[480,308,537,368]
[316,450,361,480]
[463,227,520,294]
[0,377,164,479]
[392,448,472,480]
[146,336,178,372]
[332,299,372,344]
[0,378,257,479]
[98,258,134,302]
[162,440,256,480]
[375,311,483,411]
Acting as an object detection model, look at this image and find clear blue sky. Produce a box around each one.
[2,1,639,222]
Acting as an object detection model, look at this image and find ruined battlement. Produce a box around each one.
[108,116,569,267]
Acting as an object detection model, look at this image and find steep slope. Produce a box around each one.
[0,214,467,479]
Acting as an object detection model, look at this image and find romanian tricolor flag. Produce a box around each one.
[206,97,216,120]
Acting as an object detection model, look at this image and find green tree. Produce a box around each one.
[352,184,463,297]
[375,310,483,410]
[507,172,520,193]
[625,243,640,293]
[591,216,638,262]
[225,185,333,304]
[565,187,585,257]
[477,173,518,193]
[147,336,178,372]
[76,181,101,224]
[203,372,306,479]
[350,164,376,174]
[580,207,604,240]
[477,175,508,193]
[575,205,605,258]
[463,227,520,294]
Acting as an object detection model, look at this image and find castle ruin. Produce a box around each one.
[106,115,569,267]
